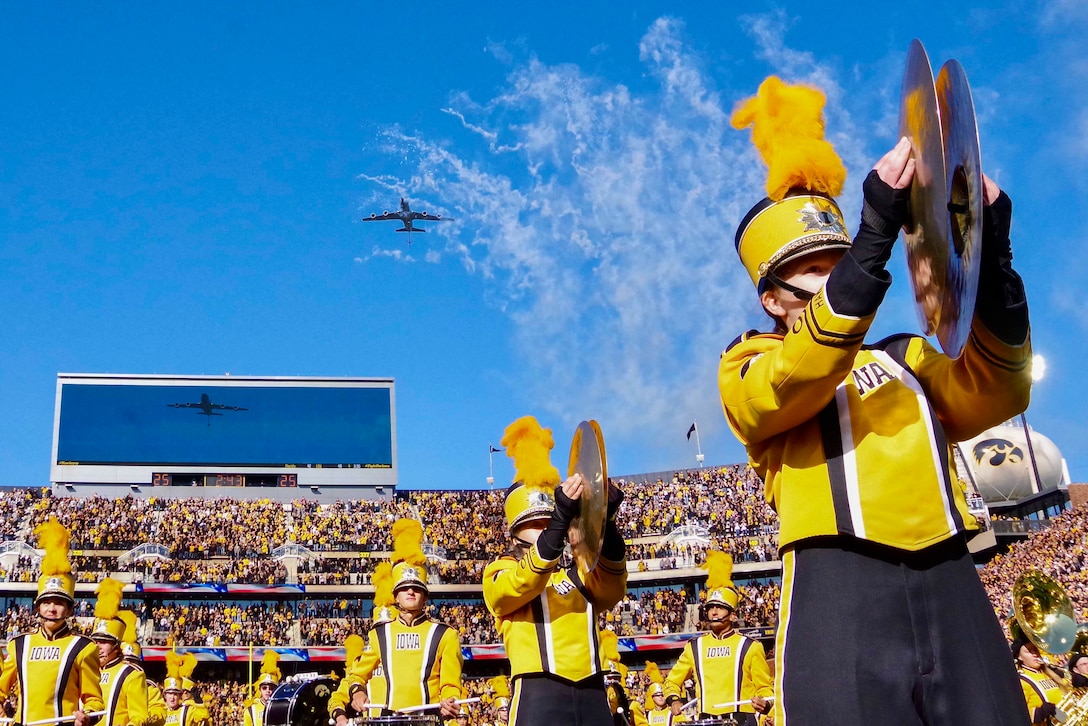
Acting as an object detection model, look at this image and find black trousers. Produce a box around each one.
[510,673,613,726]
[777,535,1030,726]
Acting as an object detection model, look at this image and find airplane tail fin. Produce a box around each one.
[396,227,423,233]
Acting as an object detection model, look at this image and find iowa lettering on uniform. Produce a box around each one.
[395,633,421,650]
[706,646,732,658]
[551,579,575,596]
[30,646,62,661]
[852,361,896,397]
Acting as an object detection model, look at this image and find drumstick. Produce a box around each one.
[681,698,698,711]
[0,711,110,726]
[711,696,774,709]
[328,706,390,726]
[398,697,482,714]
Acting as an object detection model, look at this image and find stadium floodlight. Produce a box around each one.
[1032,354,1046,383]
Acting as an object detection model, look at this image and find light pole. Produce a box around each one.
[1021,354,1047,495]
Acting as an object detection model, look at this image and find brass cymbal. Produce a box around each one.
[898,39,982,358]
[567,420,608,573]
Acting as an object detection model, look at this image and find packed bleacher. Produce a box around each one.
[2,470,1082,726]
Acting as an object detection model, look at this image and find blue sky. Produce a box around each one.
[2,1,1086,491]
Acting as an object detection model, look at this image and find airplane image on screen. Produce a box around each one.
[362,198,449,243]
[167,393,248,425]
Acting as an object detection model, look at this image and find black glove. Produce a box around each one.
[825,170,905,317]
[975,190,1028,345]
[1034,702,1057,723]
[606,481,624,521]
[3,701,14,718]
[536,485,579,561]
[851,170,911,275]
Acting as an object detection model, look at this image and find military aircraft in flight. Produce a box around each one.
[362,198,449,243]
[167,393,248,425]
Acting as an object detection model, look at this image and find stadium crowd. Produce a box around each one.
[980,505,1088,622]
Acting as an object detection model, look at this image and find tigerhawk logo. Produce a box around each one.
[972,439,1023,467]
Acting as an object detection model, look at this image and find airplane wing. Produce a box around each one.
[363,212,401,222]
[209,404,248,411]
[168,403,197,408]
[408,211,447,222]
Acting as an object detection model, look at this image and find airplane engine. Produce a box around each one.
[370,213,377,218]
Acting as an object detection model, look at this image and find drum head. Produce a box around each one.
[264,677,336,726]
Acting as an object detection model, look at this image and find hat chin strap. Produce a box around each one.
[764,269,816,302]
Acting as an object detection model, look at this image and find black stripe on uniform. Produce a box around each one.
[530,597,550,673]
[108,665,136,723]
[420,623,449,703]
[13,636,26,723]
[58,636,92,716]
[816,399,854,536]
[804,310,866,348]
[736,638,752,707]
[969,330,1029,372]
[881,337,965,533]
[375,624,392,697]
[691,639,703,707]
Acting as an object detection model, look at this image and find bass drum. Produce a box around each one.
[264,676,336,726]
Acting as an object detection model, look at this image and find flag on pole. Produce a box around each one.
[489,445,504,454]
[686,422,697,440]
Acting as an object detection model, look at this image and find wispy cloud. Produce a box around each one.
[360,15,877,457]
[356,247,417,264]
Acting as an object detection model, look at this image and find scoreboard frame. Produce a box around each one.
[51,374,397,491]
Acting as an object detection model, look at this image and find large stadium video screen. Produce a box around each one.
[55,378,393,468]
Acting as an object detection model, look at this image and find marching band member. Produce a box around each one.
[0,518,105,726]
[1013,637,1063,725]
[361,562,394,709]
[162,654,196,726]
[486,676,511,726]
[118,612,165,726]
[243,651,280,726]
[482,416,627,726]
[664,552,770,724]
[89,579,148,726]
[1069,652,1088,689]
[600,631,632,726]
[331,519,463,721]
[720,76,1032,726]
[328,633,367,723]
[635,662,684,726]
[177,654,210,726]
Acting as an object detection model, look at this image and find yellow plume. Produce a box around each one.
[165,650,184,680]
[260,650,281,681]
[372,561,395,608]
[94,577,124,619]
[731,75,846,201]
[600,629,620,667]
[705,550,735,590]
[501,416,560,490]
[645,661,663,685]
[391,519,427,567]
[488,675,510,700]
[344,634,364,668]
[180,652,198,679]
[35,517,72,576]
[117,610,139,645]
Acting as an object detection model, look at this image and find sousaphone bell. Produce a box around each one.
[898,39,983,359]
[567,420,608,573]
